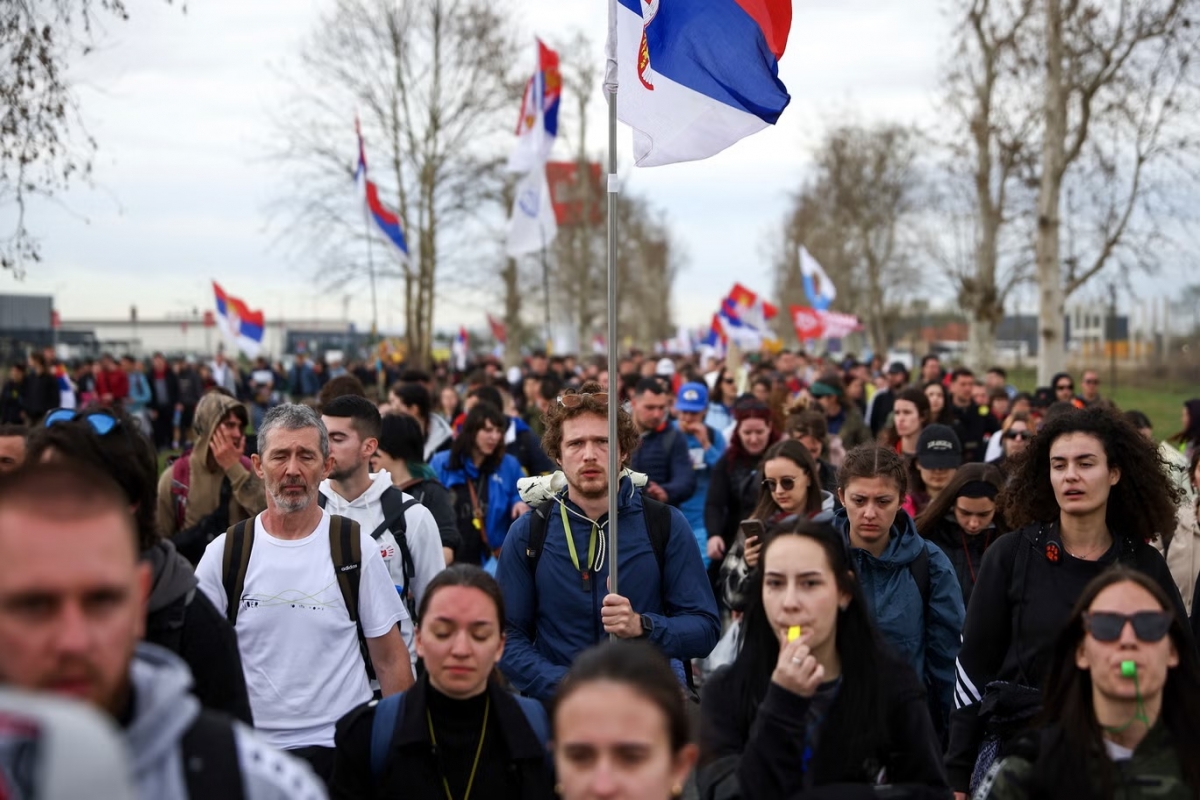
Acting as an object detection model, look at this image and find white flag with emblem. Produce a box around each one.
[506,165,557,257]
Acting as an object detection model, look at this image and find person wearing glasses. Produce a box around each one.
[946,407,1189,799]
[1050,372,1086,410]
[916,463,1009,607]
[496,382,719,703]
[1079,369,1109,408]
[984,411,1034,468]
[978,569,1200,800]
[706,367,738,437]
[719,440,833,612]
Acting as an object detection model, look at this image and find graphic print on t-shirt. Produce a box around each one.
[239,578,344,613]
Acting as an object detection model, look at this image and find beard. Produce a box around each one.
[268,479,314,512]
[569,468,609,499]
[328,455,364,483]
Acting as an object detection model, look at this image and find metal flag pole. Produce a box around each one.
[603,1,621,610]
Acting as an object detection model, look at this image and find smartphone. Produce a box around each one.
[738,519,766,543]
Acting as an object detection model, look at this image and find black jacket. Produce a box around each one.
[330,676,555,800]
[705,453,763,549]
[945,525,1191,792]
[22,371,58,422]
[698,651,949,800]
[921,517,1006,608]
[147,367,181,408]
[400,477,463,553]
[951,403,1000,464]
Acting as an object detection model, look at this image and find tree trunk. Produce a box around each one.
[967,316,998,371]
[502,257,521,369]
[1035,0,1067,384]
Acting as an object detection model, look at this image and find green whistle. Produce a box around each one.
[1121,660,1137,678]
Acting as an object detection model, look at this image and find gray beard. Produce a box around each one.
[269,488,314,513]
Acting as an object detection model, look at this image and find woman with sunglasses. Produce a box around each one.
[704,402,780,598]
[706,367,737,436]
[947,407,1190,799]
[698,520,949,800]
[916,463,1008,607]
[719,440,833,612]
[984,411,1033,467]
[978,568,1200,800]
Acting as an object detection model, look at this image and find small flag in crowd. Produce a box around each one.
[727,283,778,331]
[506,165,558,257]
[789,305,862,342]
[799,246,836,310]
[355,118,409,259]
[212,281,265,357]
[608,0,792,166]
[487,314,508,346]
[508,39,562,174]
[452,327,469,372]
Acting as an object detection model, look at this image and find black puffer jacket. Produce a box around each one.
[921,516,1005,608]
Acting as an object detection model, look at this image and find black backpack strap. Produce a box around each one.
[909,545,931,608]
[641,496,673,575]
[181,709,245,800]
[221,519,255,626]
[524,502,553,575]
[330,515,373,679]
[318,492,327,509]
[376,488,421,615]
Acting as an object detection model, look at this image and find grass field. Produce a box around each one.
[1005,368,1195,440]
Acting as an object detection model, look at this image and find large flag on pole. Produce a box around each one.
[355,118,409,259]
[508,39,562,173]
[799,245,836,310]
[506,165,558,257]
[609,0,792,167]
[212,281,265,357]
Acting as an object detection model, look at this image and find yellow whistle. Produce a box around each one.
[472,518,482,530]
[788,625,802,642]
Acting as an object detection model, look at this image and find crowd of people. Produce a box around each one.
[0,343,1198,800]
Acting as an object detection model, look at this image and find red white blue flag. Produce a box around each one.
[212,281,265,357]
[355,118,409,259]
[608,0,792,167]
[508,39,562,173]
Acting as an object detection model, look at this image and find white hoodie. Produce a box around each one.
[319,471,444,634]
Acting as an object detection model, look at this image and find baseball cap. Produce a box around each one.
[656,358,675,377]
[676,382,709,413]
[916,424,963,470]
[809,381,840,398]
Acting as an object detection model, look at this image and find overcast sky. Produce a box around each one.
[5,0,1159,335]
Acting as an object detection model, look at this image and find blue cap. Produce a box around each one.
[676,382,709,413]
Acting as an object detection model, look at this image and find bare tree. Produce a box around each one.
[1033,0,1200,382]
[1,0,178,274]
[776,122,926,356]
[267,0,519,368]
[939,0,1039,370]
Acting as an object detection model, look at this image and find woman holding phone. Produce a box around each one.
[719,440,832,612]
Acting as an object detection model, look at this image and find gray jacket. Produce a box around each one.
[127,643,327,800]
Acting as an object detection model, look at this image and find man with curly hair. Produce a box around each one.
[496,382,720,702]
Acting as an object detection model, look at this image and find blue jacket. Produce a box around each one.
[679,425,727,567]
[430,451,524,553]
[127,371,151,413]
[497,476,720,702]
[630,423,697,506]
[830,507,965,722]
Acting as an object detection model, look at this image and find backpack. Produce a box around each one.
[220,514,376,678]
[525,493,698,689]
[369,689,549,779]
[180,708,245,800]
[319,488,421,618]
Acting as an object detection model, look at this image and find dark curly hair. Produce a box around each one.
[1000,406,1180,543]
[541,381,640,469]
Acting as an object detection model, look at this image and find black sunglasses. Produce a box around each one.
[1056,383,1074,391]
[762,476,800,493]
[1084,610,1172,643]
[1004,430,1031,441]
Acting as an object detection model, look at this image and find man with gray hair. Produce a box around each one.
[195,404,413,785]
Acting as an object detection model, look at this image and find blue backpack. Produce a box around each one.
[369,689,551,778]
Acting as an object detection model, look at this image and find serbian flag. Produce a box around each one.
[212,281,265,357]
[608,0,792,167]
[508,39,562,173]
[726,283,778,330]
[799,245,836,310]
[451,327,469,371]
[355,118,409,259]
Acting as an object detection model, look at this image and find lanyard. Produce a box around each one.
[560,502,598,593]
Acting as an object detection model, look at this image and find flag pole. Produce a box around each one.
[604,1,621,610]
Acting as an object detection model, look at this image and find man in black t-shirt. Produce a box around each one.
[948,367,999,463]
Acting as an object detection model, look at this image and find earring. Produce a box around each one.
[672,784,684,797]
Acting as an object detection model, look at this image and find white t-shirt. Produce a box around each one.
[195,510,408,750]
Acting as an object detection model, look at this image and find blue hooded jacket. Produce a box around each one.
[497,475,721,702]
[830,507,965,722]
[430,451,525,553]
